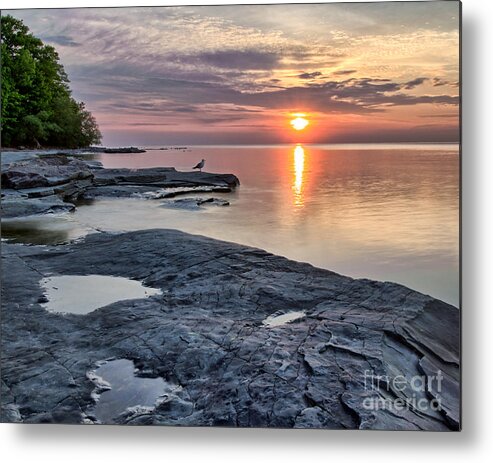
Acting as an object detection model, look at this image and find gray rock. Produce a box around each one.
[160,197,230,210]
[1,197,75,218]
[0,229,460,429]
[19,187,56,198]
[91,167,239,190]
[82,185,161,199]
[1,154,239,217]
[91,167,176,186]
[1,155,93,190]
[1,154,94,208]
[53,178,94,201]
[1,151,52,168]
[141,186,233,200]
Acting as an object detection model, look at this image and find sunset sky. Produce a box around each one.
[8,2,460,146]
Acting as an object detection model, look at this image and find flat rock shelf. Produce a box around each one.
[0,229,459,429]
[1,153,239,218]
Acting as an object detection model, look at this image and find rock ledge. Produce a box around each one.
[0,229,460,429]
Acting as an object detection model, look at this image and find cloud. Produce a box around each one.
[5,4,459,143]
[377,93,458,106]
[332,69,357,76]
[127,122,176,126]
[43,35,80,47]
[432,77,459,88]
[298,71,322,79]
[94,72,457,117]
[403,77,428,90]
[170,49,282,70]
[422,114,458,118]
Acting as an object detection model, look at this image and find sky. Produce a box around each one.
[7,2,460,146]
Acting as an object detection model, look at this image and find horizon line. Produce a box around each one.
[132,141,460,148]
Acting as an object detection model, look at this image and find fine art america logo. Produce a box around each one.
[362,370,443,412]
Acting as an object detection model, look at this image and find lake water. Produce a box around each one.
[3,143,460,306]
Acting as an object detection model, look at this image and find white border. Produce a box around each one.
[2,0,493,461]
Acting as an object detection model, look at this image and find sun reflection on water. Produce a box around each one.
[293,144,305,207]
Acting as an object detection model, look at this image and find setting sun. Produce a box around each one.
[290,114,309,131]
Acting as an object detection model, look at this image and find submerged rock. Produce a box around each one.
[0,229,460,429]
[140,186,232,200]
[160,197,230,210]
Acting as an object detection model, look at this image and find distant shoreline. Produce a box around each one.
[1,141,460,155]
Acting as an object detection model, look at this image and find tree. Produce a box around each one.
[1,15,101,148]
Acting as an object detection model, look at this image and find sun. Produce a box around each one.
[290,113,309,131]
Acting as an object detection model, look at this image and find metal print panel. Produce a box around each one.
[0,1,461,430]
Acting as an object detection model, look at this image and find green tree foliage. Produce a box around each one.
[1,15,101,148]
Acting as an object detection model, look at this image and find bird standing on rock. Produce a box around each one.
[193,159,205,172]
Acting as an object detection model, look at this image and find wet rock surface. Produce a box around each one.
[1,196,76,218]
[160,197,230,210]
[88,168,237,190]
[137,186,233,200]
[1,154,93,191]
[1,153,239,218]
[0,229,460,429]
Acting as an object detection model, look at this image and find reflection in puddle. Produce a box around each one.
[88,359,170,424]
[40,275,161,314]
[263,311,306,327]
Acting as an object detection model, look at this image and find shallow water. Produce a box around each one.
[96,143,460,307]
[1,215,93,245]
[5,144,459,306]
[40,275,161,314]
[90,359,168,423]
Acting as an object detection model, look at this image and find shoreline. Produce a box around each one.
[1,149,458,307]
[1,151,239,219]
[0,150,460,428]
[1,228,460,429]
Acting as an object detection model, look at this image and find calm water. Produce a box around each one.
[40,275,161,314]
[3,144,460,306]
[90,359,168,423]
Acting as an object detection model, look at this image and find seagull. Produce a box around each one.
[193,159,205,172]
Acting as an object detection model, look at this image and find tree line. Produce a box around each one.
[1,15,101,148]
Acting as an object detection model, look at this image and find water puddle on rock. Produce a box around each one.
[262,311,306,327]
[40,275,161,314]
[88,359,170,424]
